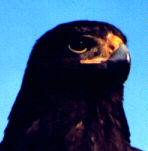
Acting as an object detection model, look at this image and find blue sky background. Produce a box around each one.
[0,1,147,150]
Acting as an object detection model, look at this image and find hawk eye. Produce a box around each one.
[68,37,95,54]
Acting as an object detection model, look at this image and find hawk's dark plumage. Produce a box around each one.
[0,21,141,151]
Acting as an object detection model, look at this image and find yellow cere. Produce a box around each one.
[106,33,124,52]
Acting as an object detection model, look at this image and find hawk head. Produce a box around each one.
[28,21,130,85]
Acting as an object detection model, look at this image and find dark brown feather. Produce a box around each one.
[0,21,141,151]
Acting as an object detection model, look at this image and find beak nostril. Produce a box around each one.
[109,45,115,50]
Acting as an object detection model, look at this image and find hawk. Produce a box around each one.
[0,21,141,151]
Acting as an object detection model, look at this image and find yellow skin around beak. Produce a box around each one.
[80,33,124,64]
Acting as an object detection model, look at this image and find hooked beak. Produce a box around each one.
[109,44,130,63]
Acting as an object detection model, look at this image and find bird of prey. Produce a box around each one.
[0,21,141,151]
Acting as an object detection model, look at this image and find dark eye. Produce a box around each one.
[68,36,96,54]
